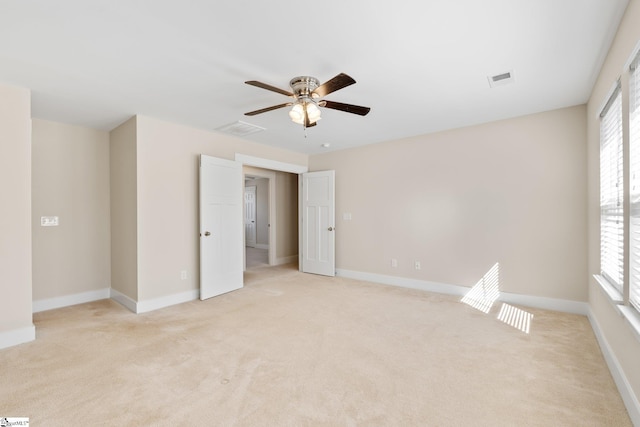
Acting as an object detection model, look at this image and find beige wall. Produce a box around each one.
[134,115,306,301]
[0,84,33,342]
[110,117,138,300]
[587,0,640,410]
[275,171,299,260]
[310,105,587,301]
[32,119,110,300]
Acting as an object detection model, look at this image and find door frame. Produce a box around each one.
[236,154,308,268]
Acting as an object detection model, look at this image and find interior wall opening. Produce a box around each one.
[243,166,299,274]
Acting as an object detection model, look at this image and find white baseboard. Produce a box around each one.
[336,269,589,315]
[276,255,298,266]
[499,292,589,315]
[255,244,269,250]
[0,325,36,350]
[110,288,137,313]
[136,289,200,314]
[588,309,640,426]
[112,288,200,314]
[337,269,469,297]
[33,288,111,313]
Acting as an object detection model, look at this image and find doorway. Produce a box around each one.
[243,165,299,273]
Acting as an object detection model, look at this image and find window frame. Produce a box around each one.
[628,50,640,313]
[595,43,640,338]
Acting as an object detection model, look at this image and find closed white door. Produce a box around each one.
[244,185,257,247]
[199,155,243,300]
[301,170,335,276]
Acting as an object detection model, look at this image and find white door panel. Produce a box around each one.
[302,170,335,276]
[200,155,243,300]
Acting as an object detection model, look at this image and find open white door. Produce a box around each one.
[200,155,243,300]
[301,170,335,276]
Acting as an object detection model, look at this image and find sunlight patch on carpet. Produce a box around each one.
[497,303,533,334]
[461,263,500,313]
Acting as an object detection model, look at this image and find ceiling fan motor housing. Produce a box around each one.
[290,76,320,99]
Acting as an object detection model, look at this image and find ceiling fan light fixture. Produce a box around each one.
[289,101,322,125]
[289,103,304,124]
[306,102,321,122]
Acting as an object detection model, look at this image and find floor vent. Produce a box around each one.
[488,70,514,88]
[216,120,265,137]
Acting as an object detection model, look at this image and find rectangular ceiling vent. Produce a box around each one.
[488,70,514,88]
[216,120,265,137]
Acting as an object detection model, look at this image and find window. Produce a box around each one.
[600,84,624,292]
[596,46,640,333]
[629,53,640,311]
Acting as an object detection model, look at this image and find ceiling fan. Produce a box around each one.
[244,73,371,128]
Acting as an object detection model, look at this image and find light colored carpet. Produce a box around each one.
[246,246,269,269]
[0,264,631,426]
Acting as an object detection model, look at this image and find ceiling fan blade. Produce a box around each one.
[244,103,291,116]
[320,100,371,116]
[313,73,356,98]
[245,80,293,97]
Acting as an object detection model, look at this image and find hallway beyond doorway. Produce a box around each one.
[246,246,268,269]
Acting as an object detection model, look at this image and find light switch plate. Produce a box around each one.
[41,216,59,226]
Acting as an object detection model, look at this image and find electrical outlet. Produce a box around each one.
[181,270,188,280]
[391,259,398,268]
[41,216,59,226]
[414,261,421,270]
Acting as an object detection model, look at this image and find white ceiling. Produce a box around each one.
[0,0,629,154]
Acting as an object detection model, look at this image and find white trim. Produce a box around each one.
[336,269,469,297]
[33,288,111,313]
[499,291,589,315]
[235,153,308,174]
[254,243,270,250]
[110,288,137,313]
[136,290,199,314]
[0,325,35,350]
[110,288,199,314]
[276,255,298,266]
[593,274,625,305]
[336,269,589,314]
[589,309,640,426]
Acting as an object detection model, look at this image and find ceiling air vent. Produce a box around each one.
[487,70,514,88]
[216,120,265,137]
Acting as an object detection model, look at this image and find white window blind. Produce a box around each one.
[600,84,624,291]
[629,53,640,311]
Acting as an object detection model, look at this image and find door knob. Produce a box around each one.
[328,227,334,231]
[204,231,211,236]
